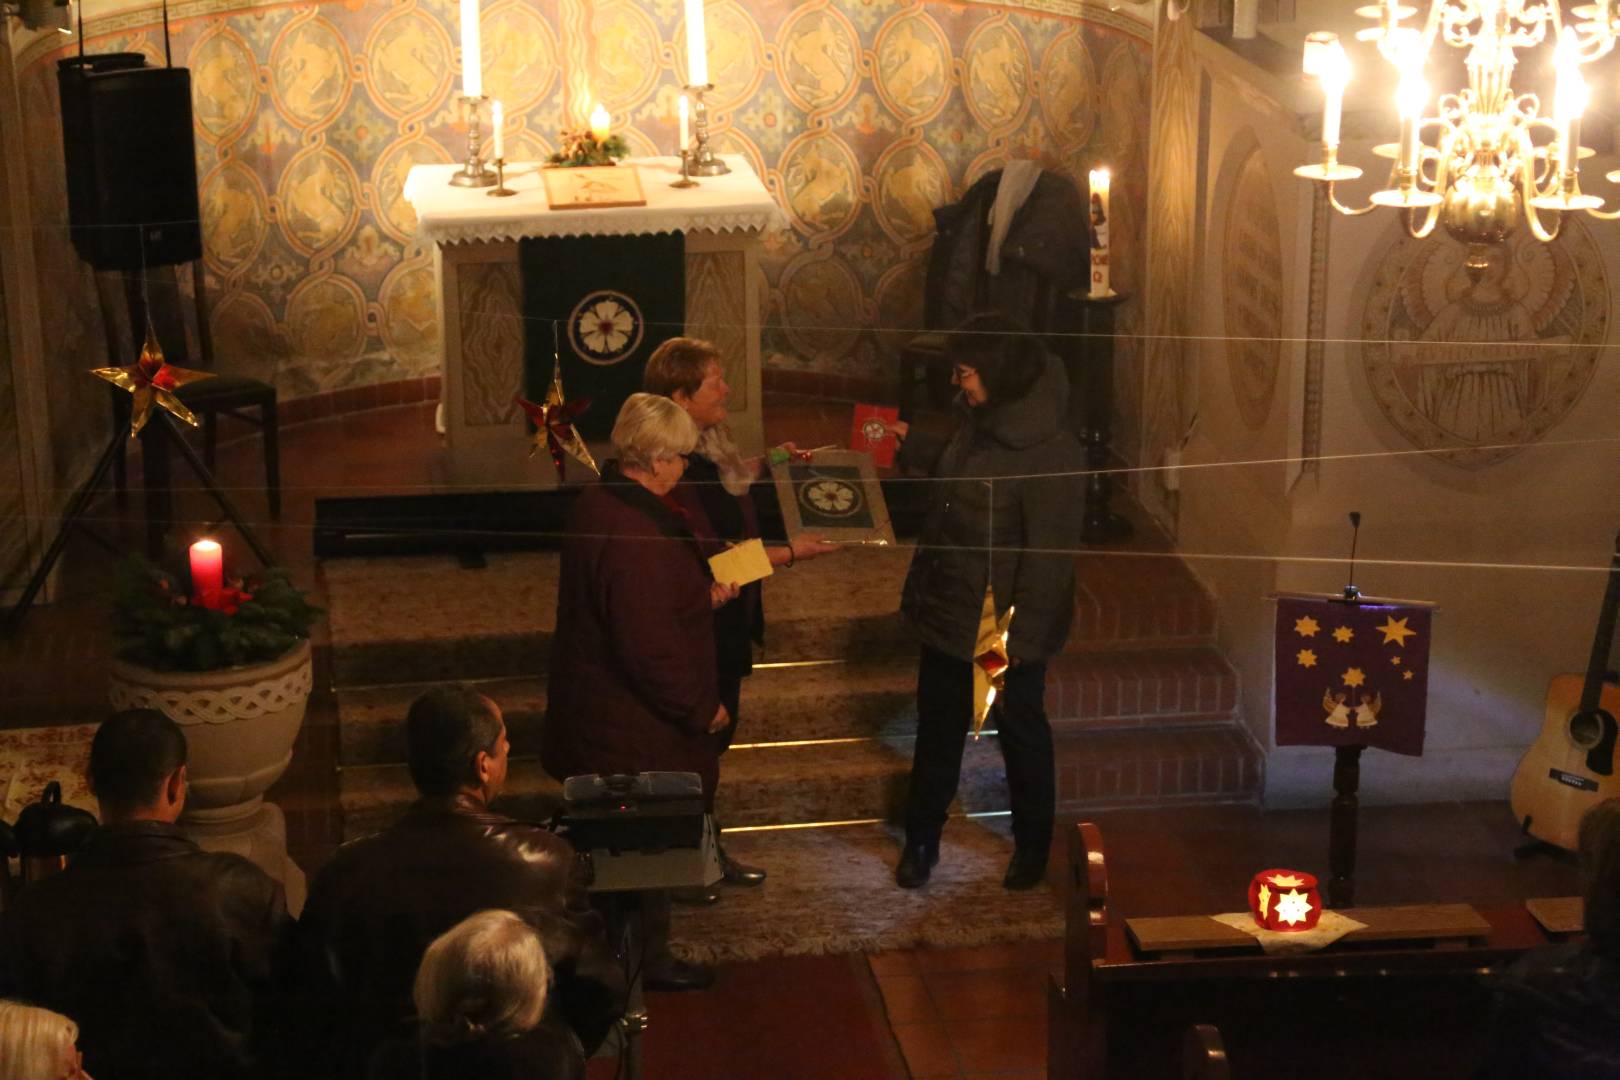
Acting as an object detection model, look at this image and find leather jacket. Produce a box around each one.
[295,795,626,1077]
[0,821,291,1080]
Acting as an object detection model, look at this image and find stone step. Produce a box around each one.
[335,646,1240,767]
[336,721,1262,842]
[324,544,1217,687]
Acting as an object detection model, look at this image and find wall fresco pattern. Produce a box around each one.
[17,0,1151,400]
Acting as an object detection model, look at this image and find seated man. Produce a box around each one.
[0,709,291,1080]
[296,686,625,1076]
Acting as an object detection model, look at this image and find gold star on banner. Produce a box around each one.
[1294,616,1320,637]
[90,321,213,437]
[1296,649,1318,668]
[1377,615,1417,647]
[1403,669,1415,681]
[1342,667,1366,688]
[1332,626,1354,644]
[1391,655,1402,665]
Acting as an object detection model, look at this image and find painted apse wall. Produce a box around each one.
[12,0,1153,407]
[1177,31,1620,806]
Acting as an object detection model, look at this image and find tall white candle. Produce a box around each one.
[685,0,708,87]
[1088,168,1111,298]
[491,100,504,160]
[678,94,690,150]
[1320,43,1349,148]
[460,0,482,98]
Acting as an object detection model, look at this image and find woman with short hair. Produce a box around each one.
[887,312,1084,892]
[0,1000,92,1080]
[644,338,837,892]
[367,910,583,1079]
[541,392,734,991]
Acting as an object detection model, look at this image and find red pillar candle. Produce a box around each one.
[189,538,224,598]
[1247,869,1323,932]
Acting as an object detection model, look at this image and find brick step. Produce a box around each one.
[337,722,1262,842]
[324,545,1216,687]
[335,647,1239,767]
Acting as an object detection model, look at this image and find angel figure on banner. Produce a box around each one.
[1322,688,1352,729]
[1354,691,1382,729]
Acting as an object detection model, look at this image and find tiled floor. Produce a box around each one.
[2,401,1586,1079]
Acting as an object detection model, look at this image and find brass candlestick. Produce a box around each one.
[487,158,516,197]
[450,95,496,188]
[684,83,729,176]
[670,149,698,189]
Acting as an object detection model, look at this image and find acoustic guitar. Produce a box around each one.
[1510,530,1620,852]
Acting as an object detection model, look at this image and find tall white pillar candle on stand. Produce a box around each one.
[678,94,690,150]
[685,0,708,86]
[491,100,504,160]
[460,0,482,98]
[1088,168,1111,298]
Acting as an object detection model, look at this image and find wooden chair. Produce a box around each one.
[97,261,281,518]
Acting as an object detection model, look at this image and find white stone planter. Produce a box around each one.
[107,638,312,911]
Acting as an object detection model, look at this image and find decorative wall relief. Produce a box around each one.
[1141,0,1201,523]
[17,0,1150,403]
[1359,226,1606,466]
[1221,138,1283,431]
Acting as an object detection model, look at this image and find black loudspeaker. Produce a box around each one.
[57,54,202,271]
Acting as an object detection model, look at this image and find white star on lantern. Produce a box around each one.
[1275,889,1314,927]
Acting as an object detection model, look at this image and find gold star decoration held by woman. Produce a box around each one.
[971,590,1015,739]
[91,320,214,437]
[513,357,599,482]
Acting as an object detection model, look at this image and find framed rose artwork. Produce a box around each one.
[769,450,895,546]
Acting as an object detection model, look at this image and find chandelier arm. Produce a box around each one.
[1582,206,1620,220]
[1519,138,1564,242]
[1326,182,1378,216]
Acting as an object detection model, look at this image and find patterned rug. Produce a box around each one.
[672,817,1063,964]
[0,724,98,823]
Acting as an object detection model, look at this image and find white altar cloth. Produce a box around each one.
[404,155,786,246]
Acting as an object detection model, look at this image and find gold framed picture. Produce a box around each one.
[541,165,647,210]
[769,450,895,547]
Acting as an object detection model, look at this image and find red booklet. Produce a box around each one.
[851,404,900,468]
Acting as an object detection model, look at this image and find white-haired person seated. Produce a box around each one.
[0,1000,93,1080]
[367,910,584,1080]
[542,392,737,992]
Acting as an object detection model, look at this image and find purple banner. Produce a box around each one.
[1274,596,1433,756]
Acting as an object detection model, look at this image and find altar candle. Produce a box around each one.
[1088,168,1111,298]
[491,100,504,160]
[460,0,482,98]
[190,538,223,597]
[685,0,708,87]
[678,94,690,150]
[590,102,612,143]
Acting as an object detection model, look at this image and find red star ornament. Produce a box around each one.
[513,365,598,481]
[91,320,214,437]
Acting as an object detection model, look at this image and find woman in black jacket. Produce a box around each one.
[888,313,1084,891]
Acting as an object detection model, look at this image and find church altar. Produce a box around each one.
[404,155,786,487]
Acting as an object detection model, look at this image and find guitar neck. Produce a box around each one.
[1581,530,1620,714]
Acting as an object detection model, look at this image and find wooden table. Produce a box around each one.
[404,156,785,487]
[1048,823,1560,1079]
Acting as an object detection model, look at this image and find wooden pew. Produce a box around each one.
[1046,822,1559,1079]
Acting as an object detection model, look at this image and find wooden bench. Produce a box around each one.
[1046,822,1561,1079]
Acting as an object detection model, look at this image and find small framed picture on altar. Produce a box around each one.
[541,165,646,210]
[770,450,895,547]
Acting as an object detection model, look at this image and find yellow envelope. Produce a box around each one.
[708,539,775,588]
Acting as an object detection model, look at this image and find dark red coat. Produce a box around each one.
[542,467,721,803]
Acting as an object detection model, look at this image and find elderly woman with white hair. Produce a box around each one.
[366,910,583,1079]
[542,392,735,992]
[0,1000,93,1080]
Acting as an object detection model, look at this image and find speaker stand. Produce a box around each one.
[4,411,273,635]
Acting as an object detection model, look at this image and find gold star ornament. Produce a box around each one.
[971,590,1014,739]
[91,321,214,437]
[1377,615,1417,647]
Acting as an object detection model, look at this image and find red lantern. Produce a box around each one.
[1247,869,1323,932]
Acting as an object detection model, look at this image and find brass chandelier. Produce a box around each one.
[1295,0,1620,273]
